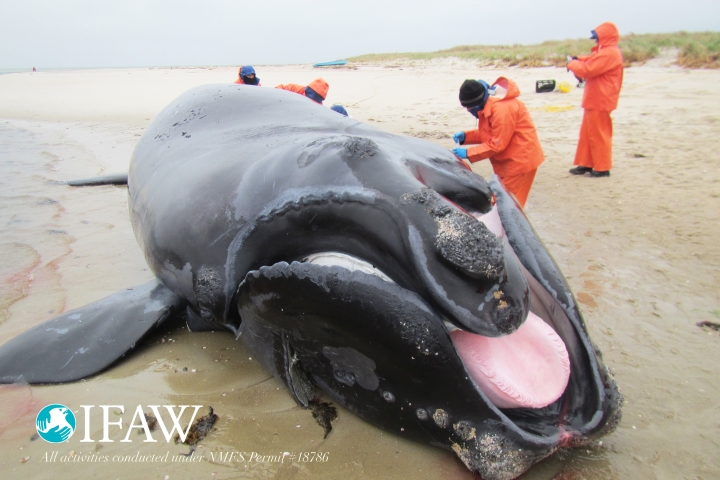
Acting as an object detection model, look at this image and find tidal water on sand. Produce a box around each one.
[0,121,146,341]
[0,123,89,333]
[0,125,67,325]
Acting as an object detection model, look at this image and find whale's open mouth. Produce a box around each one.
[304,202,572,411]
[449,312,570,409]
[460,206,572,409]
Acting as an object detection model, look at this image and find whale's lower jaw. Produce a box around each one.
[305,251,571,411]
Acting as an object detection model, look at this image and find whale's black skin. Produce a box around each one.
[128,86,525,338]
[0,85,621,479]
[66,172,128,186]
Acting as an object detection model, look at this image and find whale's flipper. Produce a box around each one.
[0,280,185,384]
[66,173,128,186]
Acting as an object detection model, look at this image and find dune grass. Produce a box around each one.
[349,31,720,69]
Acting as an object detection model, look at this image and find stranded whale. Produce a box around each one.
[0,85,621,479]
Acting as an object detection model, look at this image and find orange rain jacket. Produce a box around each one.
[275,83,305,94]
[567,22,624,111]
[462,77,544,178]
[275,78,329,100]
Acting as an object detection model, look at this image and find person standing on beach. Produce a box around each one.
[567,22,624,178]
[275,78,329,104]
[235,66,261,85]
[451,77,544,208]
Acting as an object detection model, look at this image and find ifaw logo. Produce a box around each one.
[36,404,77,443]
[35,404,204,444]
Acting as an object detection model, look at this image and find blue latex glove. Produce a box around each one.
[453,131,465,145]
[451,148,468,159]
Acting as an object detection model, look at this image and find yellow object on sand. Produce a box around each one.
[558,82,572,93]
[540,105,574,113]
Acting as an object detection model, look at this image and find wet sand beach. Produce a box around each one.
[0,62,719,479]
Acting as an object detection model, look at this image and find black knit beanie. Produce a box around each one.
[459,79,488,107]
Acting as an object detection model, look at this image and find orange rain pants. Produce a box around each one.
[498,169,537,208]
[574,109,613,172]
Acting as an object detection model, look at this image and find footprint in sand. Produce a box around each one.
[576,265,605,308]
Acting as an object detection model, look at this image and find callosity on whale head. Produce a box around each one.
[0,85,621,479]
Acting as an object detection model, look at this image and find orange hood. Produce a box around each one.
[308,78,329,99]
[594,22,620,48]
[490,77,521,100]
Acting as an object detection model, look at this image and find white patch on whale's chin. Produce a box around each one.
[303,252,395,283]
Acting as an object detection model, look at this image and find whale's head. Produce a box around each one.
[231,131,622,479]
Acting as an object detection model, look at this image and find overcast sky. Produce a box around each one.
[1,0,718,69]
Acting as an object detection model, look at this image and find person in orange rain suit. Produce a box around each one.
[275,78,329,104]
[566,22,624,177]
[234,66,261,85]
[451,77,544,208]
